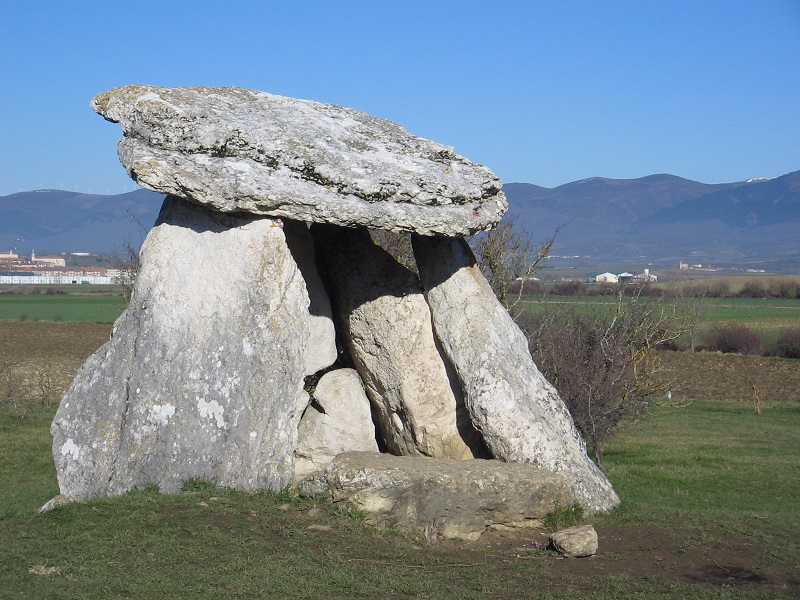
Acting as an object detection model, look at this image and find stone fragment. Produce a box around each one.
[282,219,337,375]
[311,224,485,460]
[294,368,379,481]
[411,235,619,513]
[37,495,80,514]
[297,452,574,541]
[51,196,310,499]
[549,524,599,558]
[91,85,507,236]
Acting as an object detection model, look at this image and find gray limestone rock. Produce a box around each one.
[294,368,379,481]
[282,219,337,375]
[311,224,485,460]
[411,235,620,513]
[91,85,507,236]
[297,452,574,540]
[51,196,311,499]
[549,524,599,557]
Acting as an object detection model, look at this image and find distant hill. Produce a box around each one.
[2,170,799,270]
[0,188,164,255]
[504,170,800,270]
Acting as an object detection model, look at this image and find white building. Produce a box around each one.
[595,272,619,283]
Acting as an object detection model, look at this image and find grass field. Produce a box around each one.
[1,320,799,597]
[0,294,127,323]
[519,295,800,345]
[2,401,797,598]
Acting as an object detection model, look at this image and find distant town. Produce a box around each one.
[0,250,121,285]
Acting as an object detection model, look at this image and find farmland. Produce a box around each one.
[1,289,799,597]
[0,292,127,323]
[519,295,800,346]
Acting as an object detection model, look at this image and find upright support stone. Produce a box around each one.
[294,368,379,481]
[411,235,619,513]
[312,224,485,459]
[51,196,311,498]
[282,219,338,375]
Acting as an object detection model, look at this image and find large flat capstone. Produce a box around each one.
[92,85,507,236]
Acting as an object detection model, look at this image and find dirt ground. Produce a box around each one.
[3,321,799,404]
[658,349,800,403]
[441,524,797,592]
[0,321,112,402]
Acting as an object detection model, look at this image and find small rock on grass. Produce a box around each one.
[549,524,598,558]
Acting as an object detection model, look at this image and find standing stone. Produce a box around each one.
[294,368,379,481]
[282,219,337,375]
[411,235,619,513]
[91,85,507,236]
[51,196,311,498]
[312,224,485,460]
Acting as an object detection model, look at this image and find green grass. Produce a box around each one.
[0,294,127,323]
[600,402,800,536]
[2,402,798,598]
[519,295,800,344]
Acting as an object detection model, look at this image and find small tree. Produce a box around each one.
[521,287,693,467]
[470,218,558,313]
[112,211,148,302]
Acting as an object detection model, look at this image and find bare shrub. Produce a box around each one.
[507,278,545,296]
[738,280,767,299]
[774,326,800,359]
[470,218,558,312]
[706,323,766,356]
[0,360,27,418]
[34,364,56,408]
[113,210,148,302]
[521,290,693,467]
[551,280,587,296]
[768,278,800,299]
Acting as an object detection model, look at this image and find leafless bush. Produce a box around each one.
[112,210,148,302]
[470,218,558,313]
[551,280,587,296]
[34,364,56,408]
[520,290,693,467]
[774,325,800,359]
[768,278,800,299]
[0,360,27,418]
[737,280,767,299]
[706,323,766,356]
[507,278,546,296]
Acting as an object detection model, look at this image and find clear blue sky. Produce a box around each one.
[1,0,798,196]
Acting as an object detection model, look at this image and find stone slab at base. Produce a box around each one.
[297,451,574,540]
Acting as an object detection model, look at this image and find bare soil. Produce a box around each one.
[458,525,796,591]
[0,321,112,402]
[658,349,800,403]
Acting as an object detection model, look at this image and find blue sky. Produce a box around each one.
[1,0,798,196]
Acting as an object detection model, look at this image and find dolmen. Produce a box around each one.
[49,85,619,538]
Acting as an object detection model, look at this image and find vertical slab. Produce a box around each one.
[411,235,619,513]
[294,368,379,481]
[311,224,485,459]
[51,196,311,498]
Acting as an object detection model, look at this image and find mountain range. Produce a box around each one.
[2,169,798,271]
